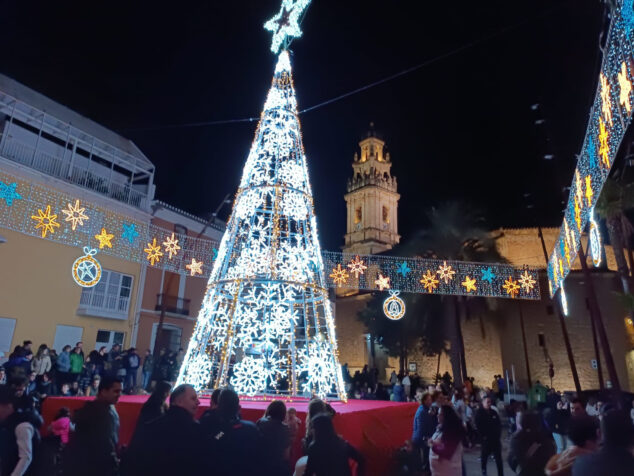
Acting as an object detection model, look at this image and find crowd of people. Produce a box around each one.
[0,340,186,403]
[2,342,634,476]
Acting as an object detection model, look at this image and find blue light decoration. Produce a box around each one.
[481,266,496,284]
[548,1,634,297]
[396,261,412,277]
[122,222,139,244]
[0,181,22,206]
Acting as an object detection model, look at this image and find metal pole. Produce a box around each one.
[588,297,604,390]
[517,301,532,388]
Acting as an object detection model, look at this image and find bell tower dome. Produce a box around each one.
[343,124,400,254]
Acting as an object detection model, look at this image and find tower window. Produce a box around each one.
[355,207,362,224]
[382,206,389,224]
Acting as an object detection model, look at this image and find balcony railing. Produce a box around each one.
[77,291,130,320]
[155,294,191,316]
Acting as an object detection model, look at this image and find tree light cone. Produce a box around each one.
[176,52,346,400]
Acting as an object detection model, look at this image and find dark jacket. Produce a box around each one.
[475,407,502,443]
[571,447,634,476]
[124,406,202,476]
[257,417,291,476]
[0,410,42,476]
[305,437,365,476]
[64,400,119,476]
[412,404,437,445]
[135,397,167,429]
[204,417,262,475]
[508,428,556,476]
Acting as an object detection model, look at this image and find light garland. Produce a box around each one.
[560,282,569,316]
[549,1,634,296]
[589,213,602,267]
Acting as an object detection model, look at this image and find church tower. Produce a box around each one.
[343,125,400,254]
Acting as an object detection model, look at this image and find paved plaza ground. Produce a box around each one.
[463,436,514,475]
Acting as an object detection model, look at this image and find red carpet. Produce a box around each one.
[42,395,417,475]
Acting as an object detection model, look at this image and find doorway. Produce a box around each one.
[150,323,182,353]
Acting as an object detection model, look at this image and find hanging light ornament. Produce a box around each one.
[72,247,102,288]
[589,213,602,267]
[383,290,406,320]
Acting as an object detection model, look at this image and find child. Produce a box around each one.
[49,407,74,444]
[59,383,71,396]
[69,380,80,396]
[285,407,301,441]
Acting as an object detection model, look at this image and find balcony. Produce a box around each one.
[155,294,191,316]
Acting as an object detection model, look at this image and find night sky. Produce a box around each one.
[0,0,607,250]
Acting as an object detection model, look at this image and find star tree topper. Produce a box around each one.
[264,0,311,54]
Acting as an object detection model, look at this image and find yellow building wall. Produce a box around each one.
[0,228,141,353]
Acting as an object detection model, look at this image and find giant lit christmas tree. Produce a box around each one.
[176,0,346,399]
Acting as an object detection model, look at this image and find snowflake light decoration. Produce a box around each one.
[62,199,89,230]
[437,261,456,284]
[184,354,214,392]
[347,255,367,278]
[231,357,268,396]
[31,205,60,238]
[329,264,349,286]
[163,232,181,259]
[144,238,164,265]
[503,276,520,299]
[297,337,338,398]
[420,270,439,292]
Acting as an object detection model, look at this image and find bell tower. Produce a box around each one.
[343,124,400,254]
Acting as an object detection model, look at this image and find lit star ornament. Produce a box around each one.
[31,205,60,237]
[163,232,181,259]
[420,270,439,293]
[618,62,632,114]
[144,238,164,265]
[0,181,22,206]
[122,223,139,244]
[347,255,367,278]
[503,276,520,299]
[600,73,613,126]
[329,264,349,286]
[598,118,610,167]
[481,267,496,284]
[461,276,477,293]
[186,258,204,276]
[94,228,114,249]
[518,270,536,293]
[437,261,456,284]
[264,0,311,54]
[375,273,391,290]
[62,200,89,230]
[585,175,593,206]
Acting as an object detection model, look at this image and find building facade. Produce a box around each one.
[0,74,154,356]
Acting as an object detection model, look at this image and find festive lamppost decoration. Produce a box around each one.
[62,199,89,231]
[72,247,102,288]
[383,290,406,320]
[589,214,602,267]
[31,205,60,238]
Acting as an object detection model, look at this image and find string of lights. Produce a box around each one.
[548,1,634,297]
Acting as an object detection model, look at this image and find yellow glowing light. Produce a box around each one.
[585,175,593,206]
[618,62,632,114]
[599,118,610,167]
[559,258,564,277]
[163,232,181,259]
[62,199,89,231]
[461,276,477,293]
[420,270,439,292]
[518,270,536,293]
[575,171,584,209]
[600,73,613,126]
[329,264,349,286]
[186,258,204,276]
[574,196,582,232]
[375,273,391,290]
[437,261,456,284]
[144,238,164,265]
[503,276,520,299]
[31,205,60,238]
[94,228,114,249]
[626,317,633,326]
[347,255,367,278]
[564,240,571,266]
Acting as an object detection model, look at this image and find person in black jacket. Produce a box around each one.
[198,387,223,437]
[63,376,122,476]
[134,380,171,431]
[475,396,504,475]
[257,400,292,476]
[124,384,202,476]
[507,410,555,476]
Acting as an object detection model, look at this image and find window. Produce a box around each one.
[355,207,362,224]
[0,317,16,353]
[96,330,125,351]
[382,206,390,224]
[78,269,133,320]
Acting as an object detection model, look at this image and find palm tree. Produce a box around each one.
[405,202,506,388]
